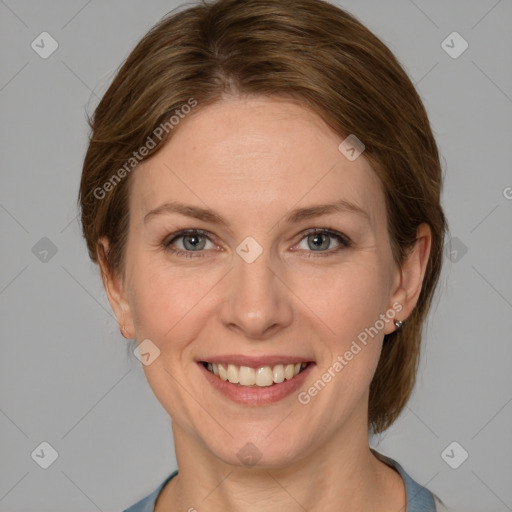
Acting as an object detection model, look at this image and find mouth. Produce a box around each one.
[201,361,310,387]
[197,355,316,405]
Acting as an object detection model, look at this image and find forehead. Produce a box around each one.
[130,96,385,228]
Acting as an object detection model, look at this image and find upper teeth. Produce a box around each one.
[206,362,307,387]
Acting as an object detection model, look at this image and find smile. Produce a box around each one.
[202,362,309,387]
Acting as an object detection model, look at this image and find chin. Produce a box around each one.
[204,432,310,470]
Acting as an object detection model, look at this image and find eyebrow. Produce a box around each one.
[143,199,370,227]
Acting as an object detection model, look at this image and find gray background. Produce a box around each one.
[0,0,511,511]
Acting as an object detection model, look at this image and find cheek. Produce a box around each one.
[128,258,219,346]
[294,258,390,340]
[293,259,390,397]
[127,261,220,415]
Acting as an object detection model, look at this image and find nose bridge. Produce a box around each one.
[219,240,293,338]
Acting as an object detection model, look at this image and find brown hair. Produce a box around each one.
[78,0,446,433]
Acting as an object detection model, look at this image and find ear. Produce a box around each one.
[384,223,432,335]
[97,236,135,338]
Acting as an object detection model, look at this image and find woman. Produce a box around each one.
[78,0,449,510]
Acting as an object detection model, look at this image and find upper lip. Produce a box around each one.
[198,355,314,367]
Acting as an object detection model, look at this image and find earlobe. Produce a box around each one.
[97,237,135,338]
[385,223,432,334]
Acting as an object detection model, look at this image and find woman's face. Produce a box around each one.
[110,96,410,468]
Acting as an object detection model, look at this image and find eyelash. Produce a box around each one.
[162,228,351,259]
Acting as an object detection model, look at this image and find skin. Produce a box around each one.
[99,95,431,511]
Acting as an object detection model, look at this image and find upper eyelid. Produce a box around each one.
[166,229,217,246]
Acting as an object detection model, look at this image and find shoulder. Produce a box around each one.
[122,470,178,512]
[434,495,454,512]
[371,449,445,512]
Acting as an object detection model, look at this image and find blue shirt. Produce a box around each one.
[123,451,446,511]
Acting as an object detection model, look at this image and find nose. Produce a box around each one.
[218,248,294,340]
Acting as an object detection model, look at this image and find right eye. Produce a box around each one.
[163,229,218,258]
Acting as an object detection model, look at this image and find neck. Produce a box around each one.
[155,417,405,512]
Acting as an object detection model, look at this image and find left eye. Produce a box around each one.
[294,229,349,253]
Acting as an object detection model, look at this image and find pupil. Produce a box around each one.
[309,233,329,250]
[184,234,205,251]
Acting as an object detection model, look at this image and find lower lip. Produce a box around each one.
[198,362,315,406]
